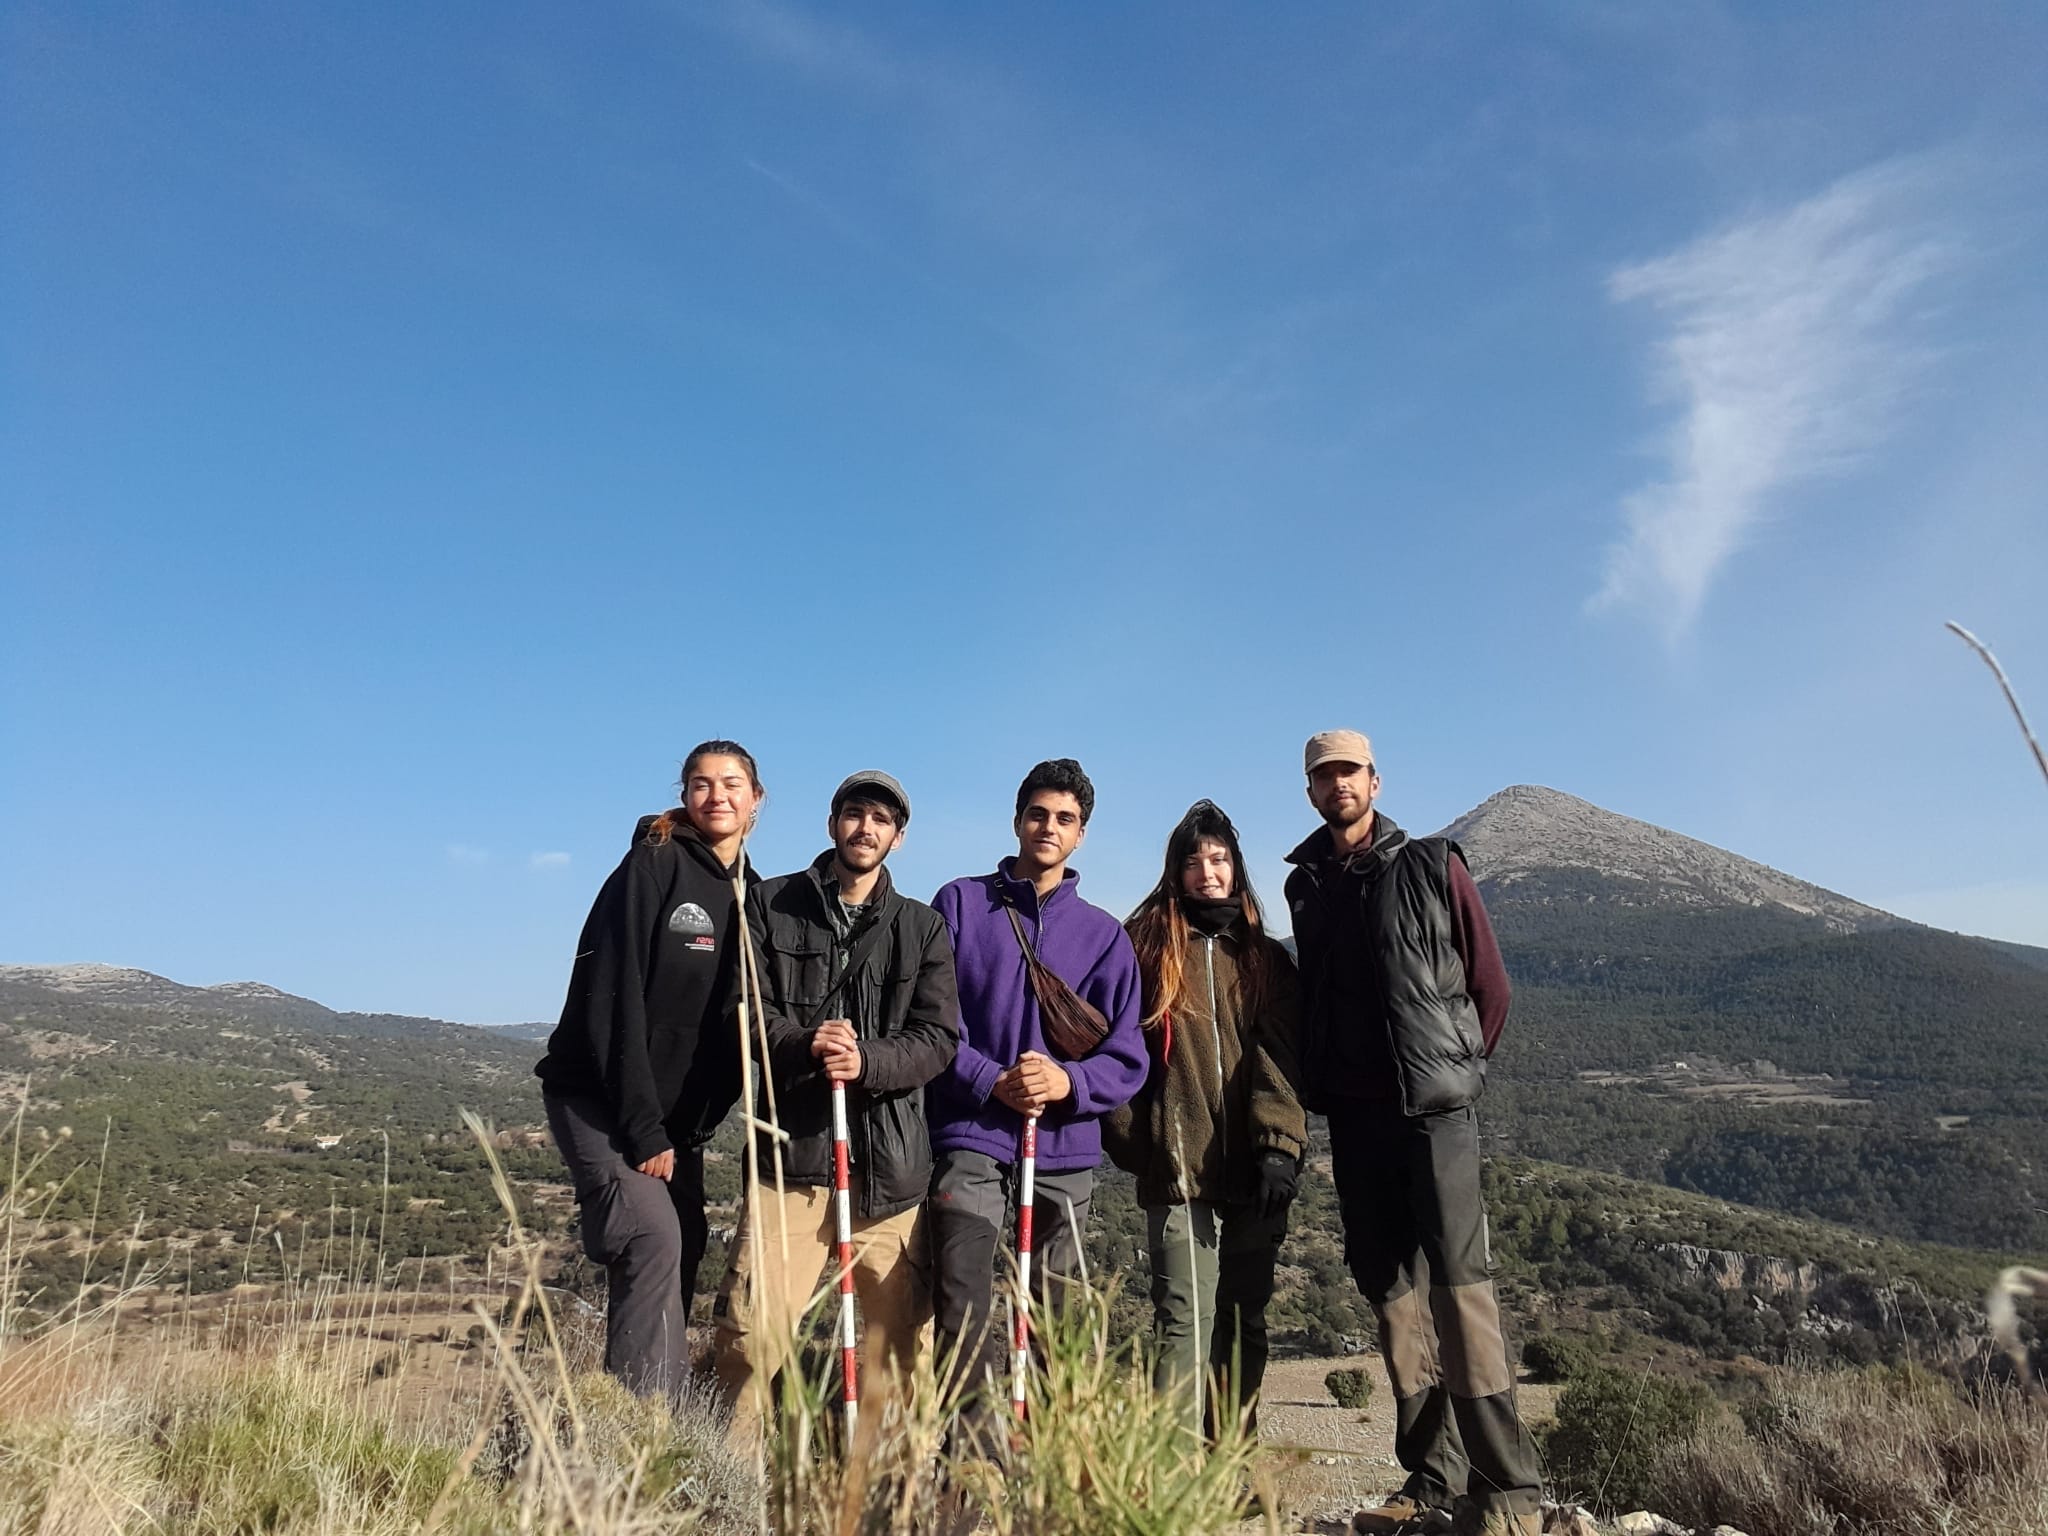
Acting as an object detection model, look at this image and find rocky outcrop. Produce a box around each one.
[1658,1243,1820,1297]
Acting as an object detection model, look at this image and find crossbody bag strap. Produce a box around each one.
[1002,901,1045,974]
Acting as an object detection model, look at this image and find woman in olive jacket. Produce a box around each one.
[1106,800,1306,1435]
[535,740,764,1397]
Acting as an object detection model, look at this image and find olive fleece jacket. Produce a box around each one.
[1103,924,1308,1208]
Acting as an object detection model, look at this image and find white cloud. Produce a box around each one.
[529,851,572,870]
[1595,157,1965,635]
[446,844,490,865]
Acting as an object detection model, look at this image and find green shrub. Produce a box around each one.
[1540,1363,1712,1513]
[1325,1367,1373,1409]
[1522,1332,1593,1383]
[175,1370,452,1497]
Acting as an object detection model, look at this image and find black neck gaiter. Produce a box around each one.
[1182,893,1243,937]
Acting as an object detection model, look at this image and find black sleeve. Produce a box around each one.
[856,915,961,1094]
[577,850,671,1164]
[1282,868,1319,1015]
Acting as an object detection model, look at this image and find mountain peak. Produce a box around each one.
[1438,785,1894,930]
[0,964,329,1017]
[0,963,178,993]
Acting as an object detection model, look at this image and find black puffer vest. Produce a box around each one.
[1284,816,1486,1117]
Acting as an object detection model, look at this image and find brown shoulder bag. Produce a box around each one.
[998,886,1111,1060]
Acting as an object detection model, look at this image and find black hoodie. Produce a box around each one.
[536,816,757,1164]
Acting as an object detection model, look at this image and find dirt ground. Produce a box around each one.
[1252,1355,1560,1533]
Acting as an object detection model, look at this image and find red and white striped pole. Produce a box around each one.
[1011,1109,1041,1419]
[831,1078,859,1441]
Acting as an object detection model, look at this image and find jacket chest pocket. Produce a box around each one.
[872,940,916,1029]
[778,941,834,1013]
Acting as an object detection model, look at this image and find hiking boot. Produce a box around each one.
[1353,1491,1450,1534]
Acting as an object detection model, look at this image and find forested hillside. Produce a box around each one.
[0,972,556,1309]
[1444,789,2048,1252]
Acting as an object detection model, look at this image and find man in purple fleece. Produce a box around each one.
[927,757,1147,1405]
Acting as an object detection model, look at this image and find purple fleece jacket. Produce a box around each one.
[928,860,1147,1173]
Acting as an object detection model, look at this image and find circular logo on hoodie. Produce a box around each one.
[668,902,716,949]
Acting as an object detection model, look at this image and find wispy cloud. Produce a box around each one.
[529,851,571,871]
[446,844,491,865]
[1594,156,1966,635]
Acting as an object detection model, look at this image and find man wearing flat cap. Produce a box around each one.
[712,770,960,1443]
[1284,733,1541,1536]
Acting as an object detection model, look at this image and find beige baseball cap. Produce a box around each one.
[1304,730,1375,776]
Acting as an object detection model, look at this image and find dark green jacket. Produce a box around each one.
[1103,921,1307,1207]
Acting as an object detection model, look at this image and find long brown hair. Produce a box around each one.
[1125,800,1271,1030]
[644,739,766,845]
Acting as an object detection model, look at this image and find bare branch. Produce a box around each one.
[1946,622,2048,790]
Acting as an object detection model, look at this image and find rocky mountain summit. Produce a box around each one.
[1438,785,1895,932]
[0,963,545,1039]
[0,963,325,1015]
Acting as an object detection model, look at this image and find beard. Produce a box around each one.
[1319,794,1374,830]
[837,840,885,872]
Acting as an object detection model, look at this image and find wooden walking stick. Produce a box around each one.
[1011,1109,1041,1419]
[830,1075,859,1440]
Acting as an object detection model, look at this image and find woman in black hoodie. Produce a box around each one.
[536,739,763,1395]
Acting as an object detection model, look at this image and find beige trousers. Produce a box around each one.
[711,1176,930,1441]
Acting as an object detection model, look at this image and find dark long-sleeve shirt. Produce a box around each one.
[1446,854,1511,1056]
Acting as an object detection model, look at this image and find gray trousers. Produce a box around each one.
[544,1091,710,1397]
[927,1147,1092,1408]
[1146,1199,1286,1435]
[1329,1105,1541,1518]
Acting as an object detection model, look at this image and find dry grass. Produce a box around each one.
[0,1089,1279,1535]
[1653,1367,2048,1536]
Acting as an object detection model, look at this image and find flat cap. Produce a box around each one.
[832,770,910,824]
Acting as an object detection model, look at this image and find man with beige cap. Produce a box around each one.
[1284,732,1541,1536]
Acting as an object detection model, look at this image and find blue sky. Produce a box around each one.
[5,2,2045,1023]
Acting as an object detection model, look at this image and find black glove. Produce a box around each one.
[1254,1150,1300,1220]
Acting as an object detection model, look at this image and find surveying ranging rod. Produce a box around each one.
[831,1077,859,1438]
[1011,1109,1041,1419]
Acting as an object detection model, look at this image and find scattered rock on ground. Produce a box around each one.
[1614,1516,1687,1536]
[1540,1503,1600,1535]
